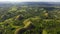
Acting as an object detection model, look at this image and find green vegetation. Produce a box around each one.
[0,6,60,34]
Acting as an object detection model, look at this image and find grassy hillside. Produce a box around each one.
[0,6,60,34]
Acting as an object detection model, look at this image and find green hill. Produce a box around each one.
[0,6,60,34]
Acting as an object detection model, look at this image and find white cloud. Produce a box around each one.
[0,0,60,2]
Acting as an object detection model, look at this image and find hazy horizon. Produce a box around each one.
[0,0,60,3]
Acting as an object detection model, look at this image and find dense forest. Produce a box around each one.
[0,4,60,34]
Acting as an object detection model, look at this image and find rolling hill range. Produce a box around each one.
[0,2,60,34]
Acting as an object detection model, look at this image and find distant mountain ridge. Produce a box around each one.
[0,2,60,7]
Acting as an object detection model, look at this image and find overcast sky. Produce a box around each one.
[0,0,60,2]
